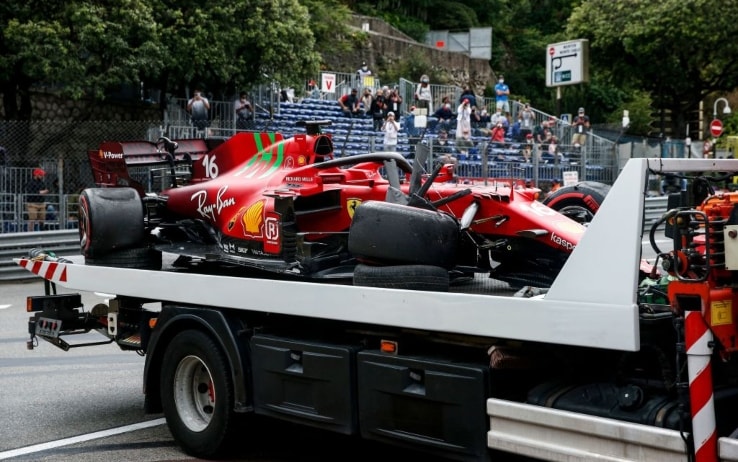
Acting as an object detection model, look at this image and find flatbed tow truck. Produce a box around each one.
[14,158,738,461]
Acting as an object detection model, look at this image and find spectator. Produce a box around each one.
[494,75,510,115]
[490,107,507,127]
[338,89,361,118]
[414,74,433,112]
[545,135,563,162]
[455,99,472,143]
[433,102,454,133]
[475,108,492,136]
[387,87,403,115]
[187,88,210,131]
[308,80,321,99]
[550,178,562,193]
[435,130,458,171]
[360,88,374,117]
[519,103,535,140]
[382,112,400,152]
[234,92,252,130]
[280,87,295,103]
[459,86,478,109]
[24,168,48,232]
[370,91,387,131]
[534,119,553,153]
[571,107,590,151]
[490,120,506,144]
[403,106,419,138]
[357,61,372,84]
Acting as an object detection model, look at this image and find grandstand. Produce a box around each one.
[165,79,619,187]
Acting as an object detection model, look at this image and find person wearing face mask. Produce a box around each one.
[414,74,433,112]
[494,74,510,116]
[357,61,372,79]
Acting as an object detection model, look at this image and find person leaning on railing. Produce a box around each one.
[23,168,48,232]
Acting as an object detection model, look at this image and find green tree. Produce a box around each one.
[147,0,321,104]
[0,0,322,120]
[567,0,738,137]
[0,0,161,119]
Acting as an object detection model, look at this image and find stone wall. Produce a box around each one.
[1,91,161,121]
[349,15,493,93]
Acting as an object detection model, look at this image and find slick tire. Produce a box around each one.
[79,187,145,257]
[348,201,459,268]
[160,330,238,459]
[353,263,450,292]
[543,181,610,224]
[84,246,162,270]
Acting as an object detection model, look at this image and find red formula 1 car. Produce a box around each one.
[80,121,608,289]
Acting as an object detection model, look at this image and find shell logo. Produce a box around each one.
[347,198,362,219]
[242,200,265,236]
[298,155,306,166]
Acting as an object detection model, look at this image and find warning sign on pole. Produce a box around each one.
[321,73,336,93]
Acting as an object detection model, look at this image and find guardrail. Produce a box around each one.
[644,196,667,228]
[0,229,79,281]
[0,197,670,282]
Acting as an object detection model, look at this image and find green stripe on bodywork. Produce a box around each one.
[260,136,284,178]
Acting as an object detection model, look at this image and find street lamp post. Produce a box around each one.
[714,97,732,119]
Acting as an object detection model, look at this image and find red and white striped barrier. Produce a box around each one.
[16,258,68,283]
[685,309,717,462]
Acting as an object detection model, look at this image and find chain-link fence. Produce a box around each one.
[0,120,164,232]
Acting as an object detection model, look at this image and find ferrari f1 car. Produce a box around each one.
[80,121,608,289]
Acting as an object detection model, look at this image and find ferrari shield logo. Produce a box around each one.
[347,198,362,219]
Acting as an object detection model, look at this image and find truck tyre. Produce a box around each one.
[79,187,145,257]
[160,330,237,459]
[348,201,459,268]
[543,181,610,224]
[84,246,162,270]
[353,263,450,292]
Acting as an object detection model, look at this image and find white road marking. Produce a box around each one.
[0,305,10,310]
[0,418,167,460]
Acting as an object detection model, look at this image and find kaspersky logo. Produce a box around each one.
[551,231,576,251]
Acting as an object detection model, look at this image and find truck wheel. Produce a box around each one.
[84,246,162,270]
[353,263,450,292]
[543,181,610,224]
[160,330,236,459]
[348,201,459,268]
[79,187,145,257]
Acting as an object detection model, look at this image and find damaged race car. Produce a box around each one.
[79,120,608,290]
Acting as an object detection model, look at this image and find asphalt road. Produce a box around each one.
[2,279,537,462]
[0,228,667,461]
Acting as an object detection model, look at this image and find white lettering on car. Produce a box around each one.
[191,186,236,220]
[550,231,576,251]
[102,151,124,159]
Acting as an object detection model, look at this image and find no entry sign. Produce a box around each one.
[710,119,723,138]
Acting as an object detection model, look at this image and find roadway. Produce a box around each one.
[0,229,667,461]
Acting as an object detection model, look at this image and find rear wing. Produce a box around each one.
[87,139,211,195]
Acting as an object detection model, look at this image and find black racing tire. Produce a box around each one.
[348,201,459,268]
[353,263,450,292]
[160,330,237,459]
[84,246,162,270]
[543,181,610,224]
[79,187,145,257]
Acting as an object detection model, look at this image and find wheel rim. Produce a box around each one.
[173,355,215,432]
[79,199,90,249]
[557,205,594,224]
